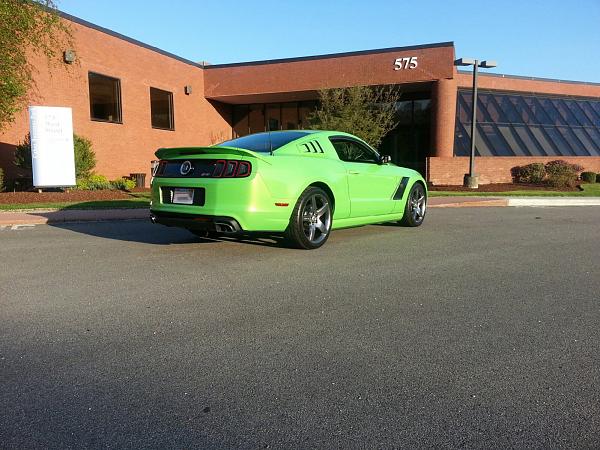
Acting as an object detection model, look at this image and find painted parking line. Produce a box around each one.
[0,224,37,231]
[507,198,600,207]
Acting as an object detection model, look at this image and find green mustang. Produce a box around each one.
[150,130,427,249]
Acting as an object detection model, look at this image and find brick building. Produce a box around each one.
[1,12,600,187]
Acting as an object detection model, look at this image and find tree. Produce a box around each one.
[306,85,402,149]
[0,0,72,130]
[15,133,96,178]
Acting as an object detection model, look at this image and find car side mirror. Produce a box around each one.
[379,155,391,164]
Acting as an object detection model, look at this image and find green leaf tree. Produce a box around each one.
[0,0,72,130]
[306,85,401,149]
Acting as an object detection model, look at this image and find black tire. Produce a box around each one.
[285,186,333,249]
[399,182,427,227]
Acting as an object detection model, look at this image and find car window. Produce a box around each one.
[330,139,379,163]
[218,131,312,153]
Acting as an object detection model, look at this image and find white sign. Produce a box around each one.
[29,106,76,187]
[394,56,418,70]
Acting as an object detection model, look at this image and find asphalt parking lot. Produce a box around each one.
[1,207,599,449]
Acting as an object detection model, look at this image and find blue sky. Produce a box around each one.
[58,0,600,82]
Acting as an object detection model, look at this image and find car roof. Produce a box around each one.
[215,130,364,153]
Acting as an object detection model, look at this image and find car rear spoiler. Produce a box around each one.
[155,146,272,164]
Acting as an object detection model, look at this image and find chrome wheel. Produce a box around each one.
[408,184,426,224]
[301,193,331,245]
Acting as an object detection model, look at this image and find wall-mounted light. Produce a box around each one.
[63,50,76,64]
[184,85,192,95]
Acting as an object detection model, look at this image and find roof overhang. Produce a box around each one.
[204,42,455,103]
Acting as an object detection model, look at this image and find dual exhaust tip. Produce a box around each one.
[214,222,236,233]
[150,213,237,234]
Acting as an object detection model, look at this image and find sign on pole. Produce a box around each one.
[29,106,76,187]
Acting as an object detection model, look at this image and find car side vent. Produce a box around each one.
[300,140,325,154]
[393,177,410,200]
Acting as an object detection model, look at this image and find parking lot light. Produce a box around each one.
[454,57,499,188]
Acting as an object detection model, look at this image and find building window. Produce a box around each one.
[454,89,600,156]
[88,72,122,123]
[150,87,174,130]
[231,101,317,138]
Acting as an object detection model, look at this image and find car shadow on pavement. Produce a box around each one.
[49,220,289,248]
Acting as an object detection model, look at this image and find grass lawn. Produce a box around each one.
[430,183,600,197]
[0,192,151,211]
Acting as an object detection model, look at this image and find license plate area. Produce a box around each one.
[173,188,194,204]
[161,187,205,206]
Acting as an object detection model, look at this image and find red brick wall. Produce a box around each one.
[0,18,231,187]
[4,15,600,191]
[431,78,457,157]
[204,45,455,103]
[427,156,600,185]
[435,74,600,185]
[457,72,600,98]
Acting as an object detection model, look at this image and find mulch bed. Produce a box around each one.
[0,189,150,204]
[429,183,580,192]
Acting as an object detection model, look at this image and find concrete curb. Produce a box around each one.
[0,208,149,226]
[507,197,600,207]
[429,198,508,208]
[1,197,599,227]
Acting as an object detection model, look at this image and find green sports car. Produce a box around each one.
[150,130,427,249]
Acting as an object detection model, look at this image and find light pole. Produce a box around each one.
[454,58,497,188]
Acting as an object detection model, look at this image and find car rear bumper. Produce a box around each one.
[150,211,242,234]
[150,175,292,232]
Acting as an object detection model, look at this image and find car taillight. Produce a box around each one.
[223,160,238,177]
[155,160,167,176]
[236,161,251,177]
[154,159,251,178]
[212,160,251,178]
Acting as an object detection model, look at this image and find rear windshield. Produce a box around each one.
[217,131,312,153]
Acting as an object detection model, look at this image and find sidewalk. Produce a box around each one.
[429,197,508,208]
[0,208,149,226]
[1,197,599,226]
[429,196,600,207]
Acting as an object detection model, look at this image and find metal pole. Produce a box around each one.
[469,61,479,177]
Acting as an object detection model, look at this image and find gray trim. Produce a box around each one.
[60,10,452,71]
[56,9,600,91]
[457,86,600,102]
[205,42,455,69]
[58,11,204,69]
[458,70,600,88]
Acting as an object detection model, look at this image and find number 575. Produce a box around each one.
[394,56,418,70]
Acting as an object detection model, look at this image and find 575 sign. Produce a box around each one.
[394,56,418,70]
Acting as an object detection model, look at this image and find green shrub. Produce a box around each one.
[76,174,111,190]
[73,135,96,178]
[511,163,545,183]
[545,160,584,175]
[547,174,576,188]
[0,167,5,192]
[14,134,32,170]
[110,177,136,191]
[14,133,96,178]
[545,160,583,188]
[580,171,597,183]
[597,173,600,183]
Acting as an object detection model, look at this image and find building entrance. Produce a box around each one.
[230,92,431,176]
[379,93,431,175]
